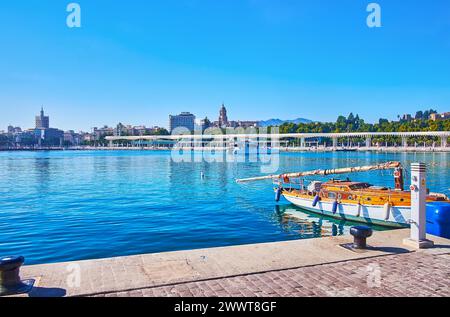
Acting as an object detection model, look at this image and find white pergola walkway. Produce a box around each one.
[105,131,450,148]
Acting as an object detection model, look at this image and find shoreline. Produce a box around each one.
[1,146,450,153]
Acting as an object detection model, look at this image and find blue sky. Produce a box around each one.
[0,0,449,131]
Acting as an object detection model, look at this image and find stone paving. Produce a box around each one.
[93,250,450,297]
[14,229,450,297]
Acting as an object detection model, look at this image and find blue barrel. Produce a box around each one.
[426,202,450,239]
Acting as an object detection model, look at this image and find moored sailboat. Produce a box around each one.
[237,162,450,229]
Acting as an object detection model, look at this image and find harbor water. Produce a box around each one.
[0,150,448,265]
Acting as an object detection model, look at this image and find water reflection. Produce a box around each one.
[275,204,389,238]
[33,156,51,193]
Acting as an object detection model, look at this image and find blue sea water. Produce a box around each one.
[0,150,448,265]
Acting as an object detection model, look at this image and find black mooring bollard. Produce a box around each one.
[350,226,373,249]
[0,256,34,296]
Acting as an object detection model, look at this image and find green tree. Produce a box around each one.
[265,109,449,145]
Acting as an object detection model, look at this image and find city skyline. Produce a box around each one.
[1,1,450,131]
[2,104,449,134]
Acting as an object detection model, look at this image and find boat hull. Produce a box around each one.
[282,194,410,228]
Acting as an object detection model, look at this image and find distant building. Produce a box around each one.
[34,128,64,146]
[234,121,259,129]
[81,132,95,143]
[169,112,196,133]
[112,124,166,137]
[212,104,259,129]
[430,112,450,121]
[92,126,115,140]
[32,107,64,146]
[13,130,36,147]
[7,125,22,134]
[64,130,82,146]
[218,104,229,127]
[35,107,50,129]
[131,125,148,136]
[114,123,126,136]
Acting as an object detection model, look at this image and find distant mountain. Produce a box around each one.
[258,118,313,127]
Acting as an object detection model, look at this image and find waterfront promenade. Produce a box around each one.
[2,146,448,152]
[14,229,450,297]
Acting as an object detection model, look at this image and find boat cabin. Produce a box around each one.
[279,176,448,206]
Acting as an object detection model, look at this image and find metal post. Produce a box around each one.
[0,256,34,296]
[403,163,434,249]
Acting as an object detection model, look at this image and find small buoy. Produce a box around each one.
[332,200,339,214]
[312,195,320,207]
[384,202,391,220]
[275,188,282,202]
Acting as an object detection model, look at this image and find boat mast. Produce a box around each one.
[236,161,402,184]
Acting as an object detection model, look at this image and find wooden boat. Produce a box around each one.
[237,162,450,228]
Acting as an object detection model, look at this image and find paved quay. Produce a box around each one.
[13,229,450,297]
[95,250,450,297]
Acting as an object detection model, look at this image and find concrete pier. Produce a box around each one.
[10,229,450,297]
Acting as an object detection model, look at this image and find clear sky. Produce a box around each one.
[0,0,449,131]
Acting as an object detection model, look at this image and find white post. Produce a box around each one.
[403,163,434,249]
[441,136,448,148]
[300,138,306,148]
[402,136,408,148]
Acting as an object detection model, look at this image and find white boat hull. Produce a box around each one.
[283,194,411,228]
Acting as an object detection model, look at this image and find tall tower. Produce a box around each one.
[218,103,228,127]
[35,106,50,129]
